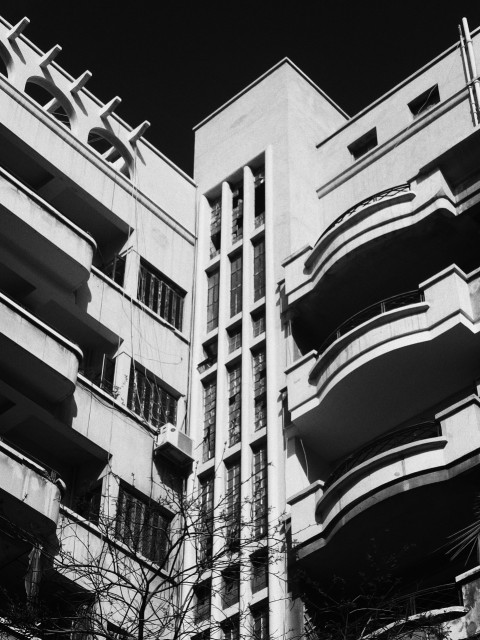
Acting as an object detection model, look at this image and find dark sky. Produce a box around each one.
[2,1,480,177]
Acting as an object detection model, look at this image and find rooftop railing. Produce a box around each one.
[323,420,442,492]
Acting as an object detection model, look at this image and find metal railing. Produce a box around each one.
[324,420,442,491]
[319,290,425,355]
[320,183,411,240]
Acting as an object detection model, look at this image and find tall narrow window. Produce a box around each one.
[199,476,214,564]
[195,580,211,621]
[115,485,171,563]
[128,363,177,428]
[254,168,265,228]
[252,606,269,640]
[228,327,242,353]
[222,616,239,640]
[230,255,242,317]
[226,460,241,550]
[102,253,126,287]
[253,349,267,430]
[232,183,243,243]
[210,199,221,258]
[228,365,241,446]
[253,240,265,301]
[253,446,268,539]
[251,548,268,593]
[207,270,220,332]
[222,567,240,608]
[203,380,216,462]
[138,260,185,331]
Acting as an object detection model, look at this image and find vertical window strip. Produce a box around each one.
[228,366,241,446]
[127,363,177,428]
[226,461,241,549]
[230,255,243,317]
[228,328,242,353]
[210,199,221,258]
[253,349,267,430]
[199,476,214,564]
[253,446,268,539]
[207,270,220,332]
[231,184,244,243]
[252,311,265,337]
[203,380,216,462]
[252,606,269,640]
[253,239,265,301]
[254,168,265,228]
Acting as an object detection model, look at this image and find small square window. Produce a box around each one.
[408,85,440,117]
[348,128,378,160]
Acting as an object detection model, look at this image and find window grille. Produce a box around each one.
[199,475,214,564]
[226,461,241,549]
[253,239,265,301]
[228,366,241,446]
[230,254,242,317]
[252,311,265,337]
[128,363,177,429]
[254,168,265,228]
[138,261,184,331]
[231,184,243,243]
[210,199,221,258]
[228,327,242,353]
[102,253,126,287]
[251,548,268,592]
[115,485,171,563]
[252,606,269,640]
[195,580,211,622]
[253,349,267,430]
[80,353,116,397]
[222,567,240,608]
[203,380,216,462]
[253,446,268,538]
[207,270,220,332]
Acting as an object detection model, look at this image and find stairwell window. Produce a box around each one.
[115,485,171,564]
[128,363,177,429]
[348,128,378,160]
[138,260,185,331]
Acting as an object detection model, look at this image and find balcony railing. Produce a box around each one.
[319,290,425,355]
[324,420,442,491]
[319,183,411,241]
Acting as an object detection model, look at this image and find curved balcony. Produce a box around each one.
[0,165,96,291]
[0,290,82,402]
[286,264,480,462]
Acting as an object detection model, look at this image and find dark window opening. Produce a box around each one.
[228,327,242,353]
[222,616,239,640]
[80,351,117,397]
[230,254,242,317]
[228,366,241,447]
[231,183,243,243]
[210,199,222,258]
[138,260,185,331]
[195,580,212,622]
[254,168,265,228]
[74,481,102,525]
[198,340,218,373]
[348,128,378,160]
[102,253,126,287]
[408,85,440,117]
[253,239,265,301]
[252,605,269,640]
[252,310,265,337]
[253,446,268,539]
[199,476,214,565]
[226,461,241,550]
[207,270,220,332]
[203,380,216,462]
[115,485,171,564]
[253,349,267,430]
[251,548,268,593]
[222,567,240,608]
[128,362,177,428]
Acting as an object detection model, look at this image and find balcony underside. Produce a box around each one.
[291,320,480,463]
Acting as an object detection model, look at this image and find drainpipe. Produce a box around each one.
[459,24,478,125]
[462,17,480,125]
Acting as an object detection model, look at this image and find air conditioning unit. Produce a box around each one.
[154,423,194,465]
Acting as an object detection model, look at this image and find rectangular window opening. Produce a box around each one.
[228,366,241,446]
[210,199,222,258]
[254,168,265,228]
[253,348,267,430]
[251,548,268,593]
[226,461,241,550]
[127,362,177,428]
[253,239,265,302]
[137,260,185,331]
[230,254,242,317]
[231,184,244,243]
[207,270,220,332]
[408,84,440,117]
[199,476,214,565]
[222,566,240,608]
[253,446,268,539]
[348,128,378,161]
[228,327,242,353]
[252,310,265,338]
[203,380,216,462]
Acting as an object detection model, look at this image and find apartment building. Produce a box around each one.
[1,10,480,640]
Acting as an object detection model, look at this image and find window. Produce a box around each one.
[230,254,242,317]
[74,481,102,525]
[198,340,218,373]
[115,485,171,563]
[222,616,239,640]
[195,580,211,622]
[228,327,242,353]
[253,349,267,430]
[199,475,214,564]
[203,379,216,462]
[192,631,210,640]
[348,128,378,160]
[252,606,269,640]
[252,310,265,337]
[253,446,268,539]
[222,566,240,608]
[232,183,243,243]
[254,168,265,228]
[81,352,117,397]
[251,548,268,593]
[226,460,241,550]
[210,199,221,258]
[102,253,126,287]
[128,363,177,428]
[408,84,440,117]
[207,270,220,332]
[138,260,185,331]
[253,240,265,301]
[228,365,241,446]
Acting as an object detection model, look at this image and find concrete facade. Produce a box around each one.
[1,11,480,640]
